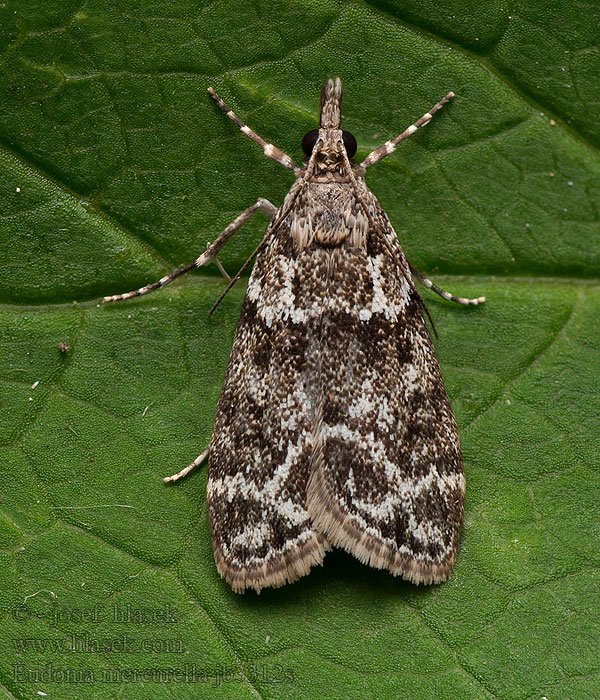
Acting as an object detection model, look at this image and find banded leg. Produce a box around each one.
[358,92,454,171]
[208,87,299,173]
[103,198,277,303]
[164,446,209,483]
[410,263,485,306]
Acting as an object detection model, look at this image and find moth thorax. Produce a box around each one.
[290,192,368,251]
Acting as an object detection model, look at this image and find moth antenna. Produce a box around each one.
[358,92,454,172]
[208,87,300,173]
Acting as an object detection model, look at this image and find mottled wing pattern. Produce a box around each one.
[307,184,465,584]
[209,179,464,591]
[105,78,468,593]
[207,186,330,593]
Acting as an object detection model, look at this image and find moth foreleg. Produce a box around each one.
[103,198,277,303]
[163,446,209,483]
[409,262,486,306]
[358,92,455,171]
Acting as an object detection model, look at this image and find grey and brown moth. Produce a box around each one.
[105,78,485,593]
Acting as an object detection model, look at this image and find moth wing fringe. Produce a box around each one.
[307,467,459,584]
[213,532,330,594]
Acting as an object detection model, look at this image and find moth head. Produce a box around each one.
[319,76,343,129]
[302,129,357,161]
[301,77,358,178]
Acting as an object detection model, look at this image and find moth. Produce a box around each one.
[105,78,485,593]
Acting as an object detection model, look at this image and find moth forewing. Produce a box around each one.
[104,78,484,593]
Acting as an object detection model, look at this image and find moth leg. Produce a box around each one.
[358,92,454,171]
[163,446,209,483]
[208,87,300,173]
[213,255,231,281]
[103,198,277,303]
[409,262,486,306]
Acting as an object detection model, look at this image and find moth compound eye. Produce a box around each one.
[302,129,319,156]
[342,131,357,158]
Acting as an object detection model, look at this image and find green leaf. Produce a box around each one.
[1,2,598,699]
